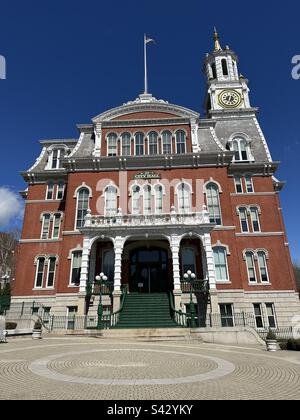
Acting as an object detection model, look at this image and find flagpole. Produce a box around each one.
[144,34,148,94]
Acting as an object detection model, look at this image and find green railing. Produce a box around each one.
[110,285,128,327]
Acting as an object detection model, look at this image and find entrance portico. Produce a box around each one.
[77,207,218,318]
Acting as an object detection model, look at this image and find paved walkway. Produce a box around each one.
[0,337,299,400]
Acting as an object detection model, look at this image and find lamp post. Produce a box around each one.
[95,273,108,330]
[184,270,197,328]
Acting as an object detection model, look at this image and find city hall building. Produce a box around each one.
[12,31,300,329]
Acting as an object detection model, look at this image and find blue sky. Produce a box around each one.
[0,0,299,261]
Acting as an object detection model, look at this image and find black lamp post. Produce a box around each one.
[95,273,108,330]
[184,270,197,328]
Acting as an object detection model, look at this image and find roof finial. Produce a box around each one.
[213,27,222,51]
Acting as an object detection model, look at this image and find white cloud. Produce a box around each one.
[0,187,24,228]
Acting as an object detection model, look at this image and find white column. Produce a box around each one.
[78,236,92,315]
[201,232,219,314]
[112,236,126,313]
[170,235,182,311]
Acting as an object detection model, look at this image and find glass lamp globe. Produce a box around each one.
[187,270,192,276]
[95,275,101,282]
[184,273,189,280]
[191,273,196,280]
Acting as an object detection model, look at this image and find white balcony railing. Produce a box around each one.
[83,207,211,229]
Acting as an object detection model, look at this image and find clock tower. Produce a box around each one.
[204,28,253,116]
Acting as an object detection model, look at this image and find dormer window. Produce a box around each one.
[50,148,65,169]
[232,138,249,162]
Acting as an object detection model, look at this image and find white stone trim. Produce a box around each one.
[203,178,223,193]
[73,183,93,199]
[253,117,273,162]
[210,127,227,152]
[68,133,84,158]
[212,241,231,256]
[27,147,47,172]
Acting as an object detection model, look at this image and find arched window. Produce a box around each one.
[221,59,228,76]
[107,133,117,156]
[206,183,222,225]
[162,131,172,155]
[149,131,158,155]
[232,138,249,161]
[46,257,57,288]
[177,183,191,214]
[238,207,249,233]
[211,62,217,79]
[34,257,46,288]
[176,130,186,154]
[154,185,163,214]
[143,185,152,215]
[52,213,62,239]
[213,247,229,282]
[135,132,145,156]
[245,251,257,283]
[76,188,89,229]
[250,207,261,232]
[257,251,269,283]
[132,185,141,214]
[56,182,65,200]
[41,214,51,239]
[121,133,131,156]
[181,247,196,276]
[46,182,54,200]
[102,249,115,282]
[105,186,118,217]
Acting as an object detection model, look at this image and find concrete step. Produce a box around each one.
[101,328,201,342]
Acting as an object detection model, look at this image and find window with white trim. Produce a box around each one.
[135,132,145,156]
[132,185,141,214]
[56,182,65,200]
[234,175,243,193]
[245,176,254,193]
[52,213,62,239]
[232,138,249,162]
[154,185,163,214]
[177,183,191,214]
[176,130,186,154]
[46,257,56,288]
[149,132,158,155]
[46,183,54,200]
[41,214,51,239]
[35,257,45,288]
[70,251,82,286]
[239,207,249,233]
[121,133,131,156]
[206,183,222,225]
[162,131,172,155]
[213,247,229,282]
[105,186,118,217]
[143,185,152,215]
[250,207,261,232]
[76,188,89,229]
[107,133,117,156]
[50,148,65,169]
[253,303,264,328]
[266,303,277,328]
[219,304,234,327]
[245,251,257,283]
[257,251,269,283]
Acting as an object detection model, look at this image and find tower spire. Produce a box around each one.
[213,27,222,52]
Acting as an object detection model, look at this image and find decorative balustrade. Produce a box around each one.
[84,207,210,229]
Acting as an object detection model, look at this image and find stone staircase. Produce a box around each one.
[115,293,178,329]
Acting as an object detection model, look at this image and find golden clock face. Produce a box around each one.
[218,90,242,108]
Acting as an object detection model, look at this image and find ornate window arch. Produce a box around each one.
[107,133,118,156]
[104,185,118,217]
[75,187,90,229]
[176,182,192,214]
[121,132,132,156]
[148,131,159,155]
[205,183,222,225]
[175,130,186,154]
[162,130,172,155]
[228,134,253,162]
[135,132,145,156]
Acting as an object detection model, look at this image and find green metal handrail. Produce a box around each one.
[168,292,188,328]
[110,285,128,327]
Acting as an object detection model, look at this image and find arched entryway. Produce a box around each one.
[129,247,170,293]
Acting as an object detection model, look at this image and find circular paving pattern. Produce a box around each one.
[29,348,235,385]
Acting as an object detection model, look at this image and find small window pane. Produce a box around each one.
[155,185,163,214]
[246,252,256,283]
[57,183,65,200]
[176,131,186,154]
[220,304,234,327]
[132,185,140,214]
[245,176,254,193]
[234,176,243,193]
[149,132,158,155]
[162,131,172,155]
[107,134,117,156]
[239,208,249,232]
[213,247,229,282]
[76,189,89,229]
[122,133,131,156]
[258,252,269,283]
[52,214,61,239]
[71,252,82,285]
[47,257,56,288]
[46,183,54,200]
[250,207,260,232]
[206,183,222,225]
[266,303,276,328]
[143,185,152,215]
[178,183,191,214]
[35,258,45,288]
[105,186,118,217]
[135,133,145,156]
[41,214,51,239]
[253,304,264,328]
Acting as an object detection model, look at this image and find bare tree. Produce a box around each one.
[0,228,20,288]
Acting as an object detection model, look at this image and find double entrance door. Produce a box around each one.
[130,247,169,293]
